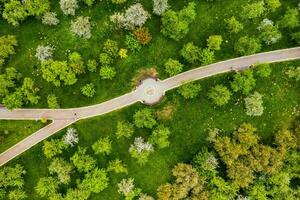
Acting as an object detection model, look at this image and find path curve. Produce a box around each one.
[1,47,300,166]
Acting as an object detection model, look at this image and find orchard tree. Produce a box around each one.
[92,136,112,155]
[99,66,116,80]
[244,92,264,116]
[230,70,256,95]
[225,16,244,34]
[35,177,59,198]
[64,128,79,146]
[178,82,201,99]
[129,137,154,165]
[207,35,223,51]
[107,159,128,174]
[116,120,134,139]
[81,83,96,97]
[161,2,196,41]
[47,94,59,108]
[71,16,92,39]
[180,42,201,64]
[278,7,299,29]
[153,0,169,16]
[71,147,96,172]
[235,36,261,55]
[43,139,67,159]
[48,158,73,184]
[254,63,272,78]
[149,125,171,149]
[0,35,17,66]
[69,52,85,74]
[133,108,157,129]
[208,85,232,106]
[164,58,183,76]
[59,0,78,15]
[42,12,60,26]
[242,1,265,19]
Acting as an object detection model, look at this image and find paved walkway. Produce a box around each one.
[1,47,300,166]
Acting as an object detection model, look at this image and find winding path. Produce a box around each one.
[1,47,300,166]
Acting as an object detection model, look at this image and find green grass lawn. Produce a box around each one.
[0,120,44,153]
[6,61,299,199]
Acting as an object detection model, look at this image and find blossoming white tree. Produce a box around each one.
[60,0,79,16]
[70,16,92,39]
[42,12,60,26]
[153,0,169,15]
[118,178,141,199]
[129,137,153,165]
[35,45,54,62]
[64,128,79,146]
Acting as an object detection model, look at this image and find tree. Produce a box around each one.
[133,27,152,45]
[133,108,157,129]
[107,159,128,174]
[83,0,95,6]
[116,120,134,139]
[99,53,113,66]
[63,128,79,146]
[35,177,59,197]
[2,0,28,26]
[286,66,300,81]
[258,19,282,45]
[118,178,141,199]
[92,136,112,155]
[21,77,40,105]
[125,34,142,52]
[99,66,116,80]
[0,67,20,98]
[71,16,92,39]
[207,35,223,51]
[242,1,265,19]
[225,17,243,34]
[161,2,196,41]
[43,139,67,159]
[81,83,96,97]
[235,36,261,55]
[59,0,78,15]
[79,168,109,193]
[265,0,281,12]
[178,82,201,99]
[24,0,50,17]
[244,92,264,116]
[129,137,154,165]
[42,12,60,26]
[87,59,97,72]
[149,125,171,149]
[119,49,128,59]
[112,0,126,4]
[2,90,23,110]
[0,35,17,66]
[208,85,232,106]
[139,193,155,200]
[65,188,90,200]
[35,45,54,62]
[71,147,96,172]
[48,158,73,184]
[180,42,201,63]
[153,0,169,16]
[254,63,272,78]
[193,148,219,178]
[8,189,27,200]
[41,60,77,86]
[103,39,119,57]
[69,52,85,74]
[47,94,59,108]
[164,58,183,76]
[231,70,256,95]
[0,164,26,188]
[200,48,215,65]
[278,8,299,29]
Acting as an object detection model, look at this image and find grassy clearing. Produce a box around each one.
[0,120,44,153]
[6,61,299,199]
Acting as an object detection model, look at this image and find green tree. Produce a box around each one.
[8,189,27,200]
[92,136,112,155]
[87,59,97,72]
[265,0,281,12]
[0,67,20,98]
[231,70,256,95]
[81,83,96,97]
[149,125,171,149]
[133,108,157,129]
[278,7,299,29]
[48,158,73,184]
[65,188,90,200]
[255,63,272,78]
[225,16,244,34]
[2,0,28,26]
[207,35,223,51]
[24,0,50,17]
[79,168,109,193]
[0,164,25,188]
[103,39,119,57]
[178,82,201,99]
[242,1,265,19]
[47,94,59,108]
[200,48,215,65]
[208,85,232,106]
[99,66,116,80]
[107,159,128,174]
[164,58,183,76]
[42,139,67,159]
[116,120,134,139]
[21,77,40,105]
[2,90,23,110]
[285,66,300,81]
[180,42,201,64]
[71,147,96,172]
[35,177,59,198]
[0,35,17,66]
[161,2,196,41]
[69,52,85,74]
[235,36,261,55]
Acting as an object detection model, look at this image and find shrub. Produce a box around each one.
[118,48,128,59]
[59,0,78,16]
[164,58,183,76]
[133,27,152,45]
[125,34,142,52]
[70,16,92,39]
[42,12,60,26]
[208,85,232,106]
[180,42,201,64]
[35,45,54,62]
[81,83,96,97]
[99,66,116,80]
[153,0,169,16]
[244,92,264,116]
[178,82,201,99]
